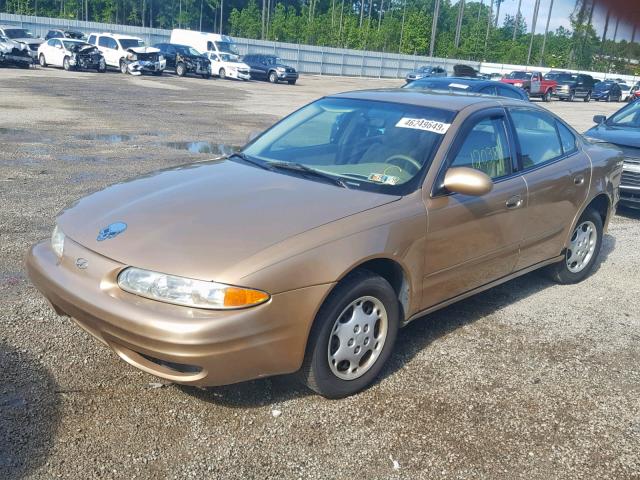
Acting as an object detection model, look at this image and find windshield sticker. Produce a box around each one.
[448,83,470,89]
[395,118,451,134]
[369,173,400,185]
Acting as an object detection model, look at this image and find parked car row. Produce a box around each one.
[0,25,300,84]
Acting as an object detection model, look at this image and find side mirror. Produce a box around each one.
[443,167,493,196]
[593,115,606,124]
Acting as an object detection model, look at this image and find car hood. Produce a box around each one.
[584,123,640,149]
[557,80,577,86]
[501,78,527,84]
[58,159,400,282]
[129,46,160,54]
[14,37,43,45]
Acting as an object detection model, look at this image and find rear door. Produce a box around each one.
[422,108,527,309]
[508,107,591,269]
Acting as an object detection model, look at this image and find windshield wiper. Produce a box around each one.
[268,161,348,188]
[228,152,273,171]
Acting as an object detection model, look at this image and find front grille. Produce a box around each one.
[28,43,39,51]
[285,67,295,73]
[137,52,158,62]
[622,170,640,188]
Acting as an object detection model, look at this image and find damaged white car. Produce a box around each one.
[205,52,250,80]
[0,34,32,68]
[88,32,165,75]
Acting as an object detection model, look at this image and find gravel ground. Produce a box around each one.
[1,67,639,480]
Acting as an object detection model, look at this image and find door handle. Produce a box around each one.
[573,175,585,185]
[505,195,523,209]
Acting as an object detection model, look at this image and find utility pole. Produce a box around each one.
[513,0,522,41]
[220,0,224,34]
[399,0,407,53]
[526,0,541,64]
[539,0,554,66]
[429,0,441,58]
[454,0,465,49]
[483,0,494,59]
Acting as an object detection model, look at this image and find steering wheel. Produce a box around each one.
[384,154,422,174]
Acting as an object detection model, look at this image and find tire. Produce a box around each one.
[542,90,550,102]
[63,56,71,71]
[120,59,128,74]
[219,67,226,79]
[288,79,296,85]
[97,58,106,73]
[202,72,211,79]
[268,71,278,84]
[568,91,575,102]
[176,62,186,77]
[583,91,591,102]
[152,70,163,76]
[298,270,400,398]
[38,54,47,68]
[605,94,611,102]
[547,208,603,285]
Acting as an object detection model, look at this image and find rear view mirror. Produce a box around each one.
[443,167,493,196]
[593,115,606,124]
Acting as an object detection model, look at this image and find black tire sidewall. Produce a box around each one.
[303,272,399,398]
[63,56,70,71]
[39,54,46,67]
[269,71,278,83]
[176,63,185,76]
[553,208,603,284]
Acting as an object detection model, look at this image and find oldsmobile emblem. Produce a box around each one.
[75,258,89,270]
[97,222,127,241]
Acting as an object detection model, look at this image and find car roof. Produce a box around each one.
[94,32,141,40]
[329,89,507,112]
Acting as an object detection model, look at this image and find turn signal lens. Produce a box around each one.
[51,225,65,259]
[117,267,270,310]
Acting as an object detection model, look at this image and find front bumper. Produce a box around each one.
[26,238,332,386]
[277,71,298,81]
[70,55,103,70]
[0,52,32,67]
[128,59,166,74]
[554,88,574,98]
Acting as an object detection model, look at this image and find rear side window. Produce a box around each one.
[450,116,513,179]
[556,122,577,155]
[88,34,96,45]
[497,86,523,100]
[98,36,109,48]
[479,85,497,96]
[510,109,562,168]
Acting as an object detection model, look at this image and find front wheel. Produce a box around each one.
[568,91,575,101]
[288,79,296,85]
[547,208,603,284]
[219,67,226,79]
[120,60,128,74]
[299,270,399,398]
[542,90,550,102]
[583,91,591,102]
[38,54,47,67]
[268,71,278,84]
[97,58,106,73]
[176,62,186,77]
[63,56,72,71]
[202,72,211,79]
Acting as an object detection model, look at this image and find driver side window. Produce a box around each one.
[450,116,513,179]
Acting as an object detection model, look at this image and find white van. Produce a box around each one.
[169,29,249,80]
[169,29,239,57]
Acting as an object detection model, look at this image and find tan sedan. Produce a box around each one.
[26,90,623,398]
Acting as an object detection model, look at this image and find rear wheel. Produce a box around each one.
[268,71,278,83]
[38,53,47,67]
[299,270,399,398]
[547,208,603,284]
[176,62,186,77]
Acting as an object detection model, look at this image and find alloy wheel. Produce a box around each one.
[327,296,388,381]
[566,221,597,273]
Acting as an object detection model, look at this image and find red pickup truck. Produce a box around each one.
[501,71,557,102]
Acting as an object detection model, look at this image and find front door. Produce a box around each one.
[508,108,591,270]
[422,109,527,309]
[530,73,542,95]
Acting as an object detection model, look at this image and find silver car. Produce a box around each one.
[0,25,43,60]
[405,65,447,83]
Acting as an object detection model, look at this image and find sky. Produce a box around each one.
[475,0,638,42]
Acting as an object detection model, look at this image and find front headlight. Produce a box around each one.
[117,267,270,310]
[127,53,137,61]
[514,82,523,87]
[276,67,285,72]
[51,225,65,259]
[158,54,164,61]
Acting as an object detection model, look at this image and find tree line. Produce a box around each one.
[2,0,638,74]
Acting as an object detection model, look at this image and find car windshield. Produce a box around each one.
[176,45,201,56]
[595,82,615,91]
[620,85,631,91]
[557,73,576,82]
[263,56,282,66]
[417,66,433,72]
[215,41,238,55]
[4,28,33,39]
[63,40,87,51]
[404,80,470,92]
[241,97,455,194]
[608,101,640,128]
[65,31,85,39]
[119,38,144,49]
[219,53,238,62]
[506,72,531,80]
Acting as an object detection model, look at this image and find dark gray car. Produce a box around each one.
[405,65,447,83]
[554,73,595,102]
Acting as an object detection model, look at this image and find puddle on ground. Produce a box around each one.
[75,133,134,143]
[0,127,24,135]
[163,141,239,155]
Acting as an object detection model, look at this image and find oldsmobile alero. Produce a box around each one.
[26,90,623,398]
